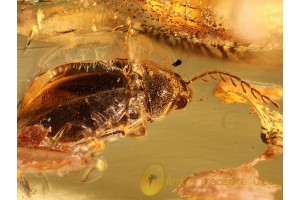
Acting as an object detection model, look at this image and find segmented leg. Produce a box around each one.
[18,170,33,197]
[80,157,107,183]
[127,125,147,140]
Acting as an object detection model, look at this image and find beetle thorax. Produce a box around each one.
[137,62,191,120]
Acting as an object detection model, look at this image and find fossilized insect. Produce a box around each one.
[16,0,283,199]
[17,57,280,196]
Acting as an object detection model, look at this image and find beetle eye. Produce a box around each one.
[175,96,188,110]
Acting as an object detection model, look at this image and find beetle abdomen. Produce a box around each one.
[18,61,131,143]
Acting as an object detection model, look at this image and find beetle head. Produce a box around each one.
[141,63,192,119]
[173,76,192,110]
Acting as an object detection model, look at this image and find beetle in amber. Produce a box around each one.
[17,59,280,195]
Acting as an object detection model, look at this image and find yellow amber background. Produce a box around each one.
[17,0,282,199]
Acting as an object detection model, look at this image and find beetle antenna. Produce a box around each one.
[186,70,280,108]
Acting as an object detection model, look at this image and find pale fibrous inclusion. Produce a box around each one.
[176,146,282,200]
[17,0,282,65]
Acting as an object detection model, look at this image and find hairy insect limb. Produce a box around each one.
[80,157,108,183]
[18,170,33,197]
[127,125,147,140]
[186,70,280,109]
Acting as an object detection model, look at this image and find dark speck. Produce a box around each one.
[172,59,182,67]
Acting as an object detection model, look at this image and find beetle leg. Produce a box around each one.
[50,122,93,144]
[80,156,107,183]
[38,173,52,192]
[86,138,106,154]
[49,123,72,144]
[127,125,147,140]
[17,170,33,197]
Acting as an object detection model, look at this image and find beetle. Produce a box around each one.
[17,58,279,195]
